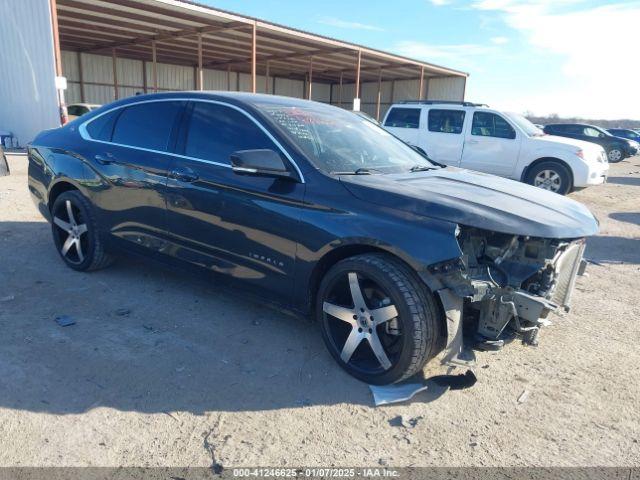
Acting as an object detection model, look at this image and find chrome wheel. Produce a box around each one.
[533,169,562,192]
[322,272,401,374]
[52,199,89,264]
[608,148,622,162]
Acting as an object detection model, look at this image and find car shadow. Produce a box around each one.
[606,176,640,186]
[0,221,455,415]
[609,212,640,227]
[585,234,640,265]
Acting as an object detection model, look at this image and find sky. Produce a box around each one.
[202,0,640,120]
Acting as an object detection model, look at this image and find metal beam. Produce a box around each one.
[418,66,424,100]
[112,48,119,99]
[81,22,248,53]
[308,56,313,100]
[152,40,158,93]
[205,45,349,69]
[251,21,257,93]
[376,68,382,121]
[355,49,361,100]
[197,33,203,90]
[77,51,85,102]
[265,60,270,93]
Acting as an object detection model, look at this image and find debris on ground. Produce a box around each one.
[54,315,76,327]
[388,415,423,428]
[0,294,15,302]
[370,382,430,407]
[517,390,530,404]
[431,370,478,390]
[115,308,131,316]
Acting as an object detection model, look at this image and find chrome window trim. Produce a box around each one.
[78,97,306,183]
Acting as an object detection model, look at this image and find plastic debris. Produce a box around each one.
[55,315,76,327]
[517,390,530,404]
[370,370,477,406]
[370,382,430,406]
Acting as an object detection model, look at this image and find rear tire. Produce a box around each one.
[316,253,442,385]
[50,190,114,271]
[526,161,572,195]
[607,147,624,163]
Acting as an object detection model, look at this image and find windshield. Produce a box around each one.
[505,112,543,137]
[254,102,436,174]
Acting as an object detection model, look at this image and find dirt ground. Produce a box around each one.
[0,153,639,468]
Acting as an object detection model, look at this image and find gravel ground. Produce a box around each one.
[0,153,639,468]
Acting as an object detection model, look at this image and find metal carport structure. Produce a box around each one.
[53,0,467,117]
[0,0,468,145]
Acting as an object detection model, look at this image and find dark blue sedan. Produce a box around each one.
[27,92,598,384]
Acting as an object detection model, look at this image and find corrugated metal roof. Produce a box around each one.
[56,0,468,83]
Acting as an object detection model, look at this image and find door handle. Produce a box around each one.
[169,167,199,183]
[95,154,115,165]
[467,139,479,145]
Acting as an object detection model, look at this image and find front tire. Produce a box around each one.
[607,147,624,163]
[316,253,441,385]
[50,190,114,271]
[526,161,572,195]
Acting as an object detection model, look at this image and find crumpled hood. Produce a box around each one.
[340,167,599,238]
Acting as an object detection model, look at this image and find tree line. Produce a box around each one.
[525,113,640,129]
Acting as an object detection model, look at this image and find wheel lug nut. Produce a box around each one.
[358,328,363,333]
[368,328,373,333]
[353,315,358,320]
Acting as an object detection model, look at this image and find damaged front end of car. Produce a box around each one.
[425,225,588,367]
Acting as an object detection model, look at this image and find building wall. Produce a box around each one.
[62,51,331,104]
[328,76,466,120]
[61,51,466,123]
[427,76,466,101]
[0,0,59,146]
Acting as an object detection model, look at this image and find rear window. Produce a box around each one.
[384,108,420,129]
[111,101,184,152]
[86,109,119,141]
[428,109,465,134]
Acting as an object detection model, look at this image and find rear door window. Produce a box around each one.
[428,109,465,134]
[471,112,516,139]
[384,108,421,129]
[183,102,277,165]
[111,101,184,152]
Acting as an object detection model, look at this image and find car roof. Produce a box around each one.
[103,91,318,110]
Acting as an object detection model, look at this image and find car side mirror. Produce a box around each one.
[230,149,295,180]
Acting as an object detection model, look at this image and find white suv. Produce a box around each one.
[382,101,609,195]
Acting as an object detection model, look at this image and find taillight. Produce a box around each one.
[576,149,584,159]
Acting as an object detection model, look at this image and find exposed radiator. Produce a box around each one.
[551,240,586,310]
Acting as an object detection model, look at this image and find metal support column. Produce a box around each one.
[197,32,203,90]
[152,40,158,93]
[251,21,257,93]
[112,48,119,100]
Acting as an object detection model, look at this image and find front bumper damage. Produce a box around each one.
[425,226,587,368]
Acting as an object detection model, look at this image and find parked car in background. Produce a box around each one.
[28,92,599,384]
[67,103,101,121]
[543,123,638,163]
[383,101,608,195]
[607,128,640,143]
[0,145,8,176]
